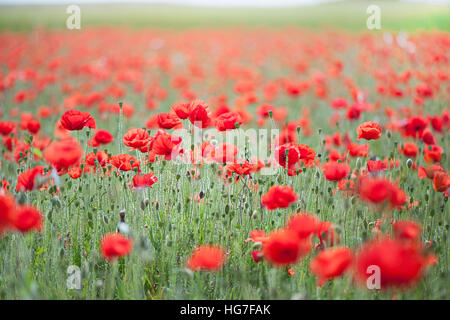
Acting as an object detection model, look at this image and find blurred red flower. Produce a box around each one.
[188,100,212,128]
[43,138,83,172]
[322,161,351,181]
[261,185,298,210]
[276,143,300,169]
[215,112,242,131]
[357,121,382,140]
[12,205,43,233]
[91,129,114,146]
[186,245,226,272]
[309,246,353,286]
[110,154,140,172]
[286,212,321,239]
[16,166,44,192]
[0,194,15,234]
[354,238,435,289]
[100,232,134,261]
[132,172,158,189]
[263,229,311,266]
[149,130,182,160]
[60,109,96,131]
[393,220,421,241]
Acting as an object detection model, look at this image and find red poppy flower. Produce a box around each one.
[420,128,436,145]
[2,180,10,192]
[92,129,114,146]
[367,160,387,172]
[43,138,83,171]
[357,121,382,140]
[0,121,16,136]
[337,179,356,196]
[261,185,298,210]
[109,103,135,118]
[26,119,41,134]
[322,161,351,181]
[416,83,433,98]
[12,205,43,233]
[309,246,353,286]
[38,106,53,118]
[251,250,263,263]
[330,97,348,109]
[418,164,444,180]
[85,150,109,168]
[403,116,428,138]
[60,109,96,131]
[430,115,443,133]
[298,144,316,167]
[433,171,449,192]
[100,232,134,261]
[316,221,339,248]
[132,173,158,189]
[399,142,418,158]
[123,128,150,150]
[110,154,140,172]
[424,145,443,163]
[3,136,16,151]
[188,100,212,128]
[347,143,369,158]
[68,166,82,179]
[346,106,361,120]
[359,176,406,208]
[186,245,226,272]
[157,112,182,129]
[149,130,182,160]
[286,212,321,239]
[245,230,269,243]
[263,229,311,266]
[20,112,33,130]
[171,102,191,119]
[354,238,433,289]
[226,161,256,176]
[0,194,15,234]
[215,112,242,131]
[145,114,159,129]
[393,220,421,241]
[16,166,44,192]
[276,143,300,169]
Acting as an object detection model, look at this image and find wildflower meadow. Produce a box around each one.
[0,1,448,302]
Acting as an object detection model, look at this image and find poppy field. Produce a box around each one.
[0,3,449,301]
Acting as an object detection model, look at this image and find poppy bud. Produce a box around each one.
[355,157,362,169]
[52,196,62,209]
[406,158,413,168]
[140,198,149,210]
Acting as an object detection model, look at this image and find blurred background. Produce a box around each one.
[0,0,449,31]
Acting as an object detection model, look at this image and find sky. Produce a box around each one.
[0,0,448,6]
